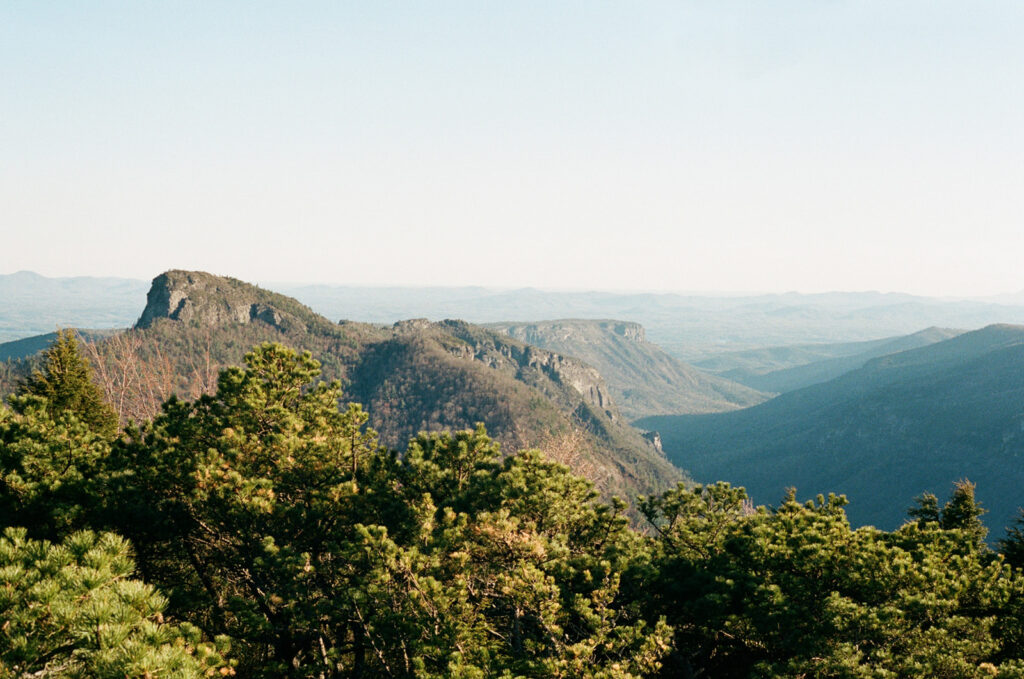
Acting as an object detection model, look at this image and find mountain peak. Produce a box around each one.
[135,270,315,333]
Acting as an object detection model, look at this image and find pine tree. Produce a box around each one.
[0,528,230,678]
[109,343,672,678]
[16,328,118,438]
[999,509,1024,569]
[940,479,988,547]
[641,484,1023,678]
[0,398,114,539]
[908,491,940,526]
[112,343,391,677]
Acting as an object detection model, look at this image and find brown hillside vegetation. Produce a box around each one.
[22,270,683,500]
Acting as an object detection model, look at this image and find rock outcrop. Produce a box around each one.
[501,320,645,347]
[641,430,663,454]
[436,319,618,420]
[115,271,687,501]
[489,318,769,420]
[135,270,307,333]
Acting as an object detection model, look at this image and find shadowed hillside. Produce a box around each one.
[639,324,1024,532]
[0,329,120,363]
[695,327,963,393]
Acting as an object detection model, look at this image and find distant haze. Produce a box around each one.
[4,2,1023,296]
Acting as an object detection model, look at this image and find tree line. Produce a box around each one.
[3,330,1024,678]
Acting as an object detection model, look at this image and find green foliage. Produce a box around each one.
[909,490,941,526]
[0,398,114,540]
[6,336,1024,678]
[640,484,1024,678]
[940,479,989,546]
[358,431,671,679]
[999,509,1024,570]
[909,480,989,548]
[105,343,670,677]
[111,343,385,676]
[0,528,229,678]
[15,328,118,438]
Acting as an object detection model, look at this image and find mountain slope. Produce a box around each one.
[637,324,1024,533]
[0,329,121,363]
[25,271,684,501]
[697,327,963,393]
[488,319,768,420]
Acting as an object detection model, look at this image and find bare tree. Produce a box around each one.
[83,332,220,425]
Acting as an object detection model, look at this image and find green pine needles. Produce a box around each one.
[0,528,230,678]
[15,328,118,438]
[3,340,1024,677]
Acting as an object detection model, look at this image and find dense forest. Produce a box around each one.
[4,331,1024,678]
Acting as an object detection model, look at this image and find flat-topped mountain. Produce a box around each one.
[488,319,768,420]
[135,270,331,334]
[638,323,1024,532]
[19,271,684,501]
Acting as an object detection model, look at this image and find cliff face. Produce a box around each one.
[430,320,618,420]
[503,320,645,347]
[135,270,307,333]
[489,319,769,421]
[115,271,684,501]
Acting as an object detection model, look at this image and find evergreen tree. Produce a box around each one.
[15,328,118,438]
[0,398,115,540]
[641,486,1024,678]
[999,509,1024,570]
[110,343,388,676]
[908,490,941,526]
[940,478,989,547]
[360,431,671,678]
[0,528,229,678]
[108,343,671,677]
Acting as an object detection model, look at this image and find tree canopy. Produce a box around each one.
[0,528,229,678]
[15,328,118,438]
[3,340,1024,678]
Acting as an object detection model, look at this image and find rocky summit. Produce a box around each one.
[55,270,686,502]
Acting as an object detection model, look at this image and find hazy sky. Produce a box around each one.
[3,2,1022,295]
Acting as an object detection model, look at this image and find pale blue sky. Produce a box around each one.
[3,2,1022,295]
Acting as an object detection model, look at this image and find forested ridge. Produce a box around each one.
[487,320,768,419]
[4,332,1024,678]
[640,323,1024,533]
[0,270,682,504]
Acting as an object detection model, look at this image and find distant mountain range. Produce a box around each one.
[8,271,1024,360]
[638,324,1024,533]
[7,270,1024,532]
[0,271,148,343]
[275,285,1024,360]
